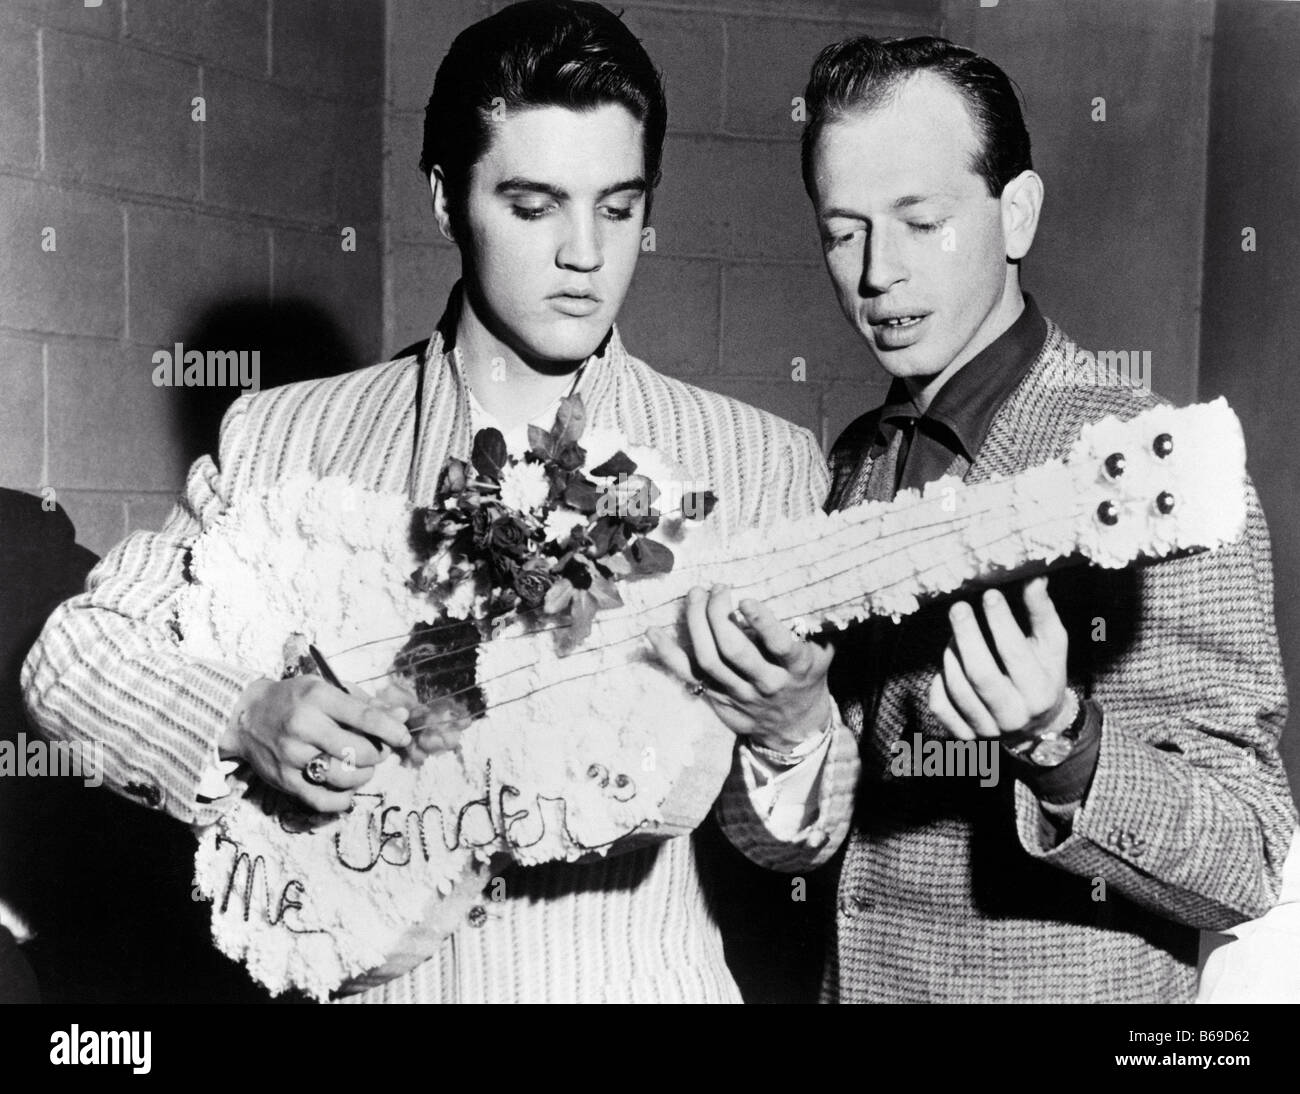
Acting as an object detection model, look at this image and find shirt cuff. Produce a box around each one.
[739,718,838,842]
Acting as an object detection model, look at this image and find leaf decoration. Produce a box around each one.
[587,516,627,557]
[559,589,598,652]
[563,474,601,514]
[590,450,637,478]
[588,573,624,610]
[543,576,575,615]
[553,394,586,447]
[527,424,556,461]
[625,537,675,575]
[437,457,468,498]
[471,428,509,484]
[600,552,632,576]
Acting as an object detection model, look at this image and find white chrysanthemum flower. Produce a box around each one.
[443,578,478,620]
[498,460,550,514]
[543,506,585,547]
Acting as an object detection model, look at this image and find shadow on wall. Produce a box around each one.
[171,296,362,467]
[0,300,366,1000]
[0,489,304,1002]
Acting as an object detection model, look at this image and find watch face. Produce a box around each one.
[1028,735,1076,767]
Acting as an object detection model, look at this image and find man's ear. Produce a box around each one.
[1001,169,1043,262]
[430,166,455,244]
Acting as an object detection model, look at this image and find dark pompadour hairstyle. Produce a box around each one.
[800,36,1032,198]
[420,1,667,224]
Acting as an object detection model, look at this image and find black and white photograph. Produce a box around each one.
[1,0,1298,1061]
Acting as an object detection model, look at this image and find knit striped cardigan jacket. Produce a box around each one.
[23,323,832,1003]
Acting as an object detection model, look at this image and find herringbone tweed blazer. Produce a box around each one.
[725,318,1296,1003]
[22,322,832,1003]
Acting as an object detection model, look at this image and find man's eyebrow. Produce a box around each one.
[892,193,953,210]
[819,206,867,222]
[494,177,647,200]
[820,194,956,222]
[496,178,567,199]
[597,177,647,199]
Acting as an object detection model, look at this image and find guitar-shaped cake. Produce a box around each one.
[189,397,1247,999]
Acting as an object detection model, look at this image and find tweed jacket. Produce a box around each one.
[720,317,1296,1003]
[22,321,833,1003]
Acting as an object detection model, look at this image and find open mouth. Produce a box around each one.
[868,311,930,347]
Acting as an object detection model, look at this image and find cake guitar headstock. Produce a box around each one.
[1068,397,1247,568]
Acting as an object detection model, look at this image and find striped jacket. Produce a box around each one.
[22,322,832,1003]
[720,318,1297,1003]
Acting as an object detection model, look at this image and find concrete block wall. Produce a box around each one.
[943,0,1214,408]
[383,0,945,453]
[0,0,386,559]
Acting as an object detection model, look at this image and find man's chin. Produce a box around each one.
[522,316,616,366]
[863,339,940,380]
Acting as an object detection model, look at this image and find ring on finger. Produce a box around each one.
[303,751,332,786]
[686,679,709,698]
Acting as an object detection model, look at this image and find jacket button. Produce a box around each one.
[838,895,872,917]
[467,905,488,928]
[1109,828,1145,856]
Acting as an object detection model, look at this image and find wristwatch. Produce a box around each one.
[1003,692,1087,767]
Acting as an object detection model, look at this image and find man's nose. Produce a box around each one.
[860,227,906,294]
[556,212,604,272]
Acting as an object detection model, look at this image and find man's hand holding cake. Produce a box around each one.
[648,587,835,755]
[218,676,413,815]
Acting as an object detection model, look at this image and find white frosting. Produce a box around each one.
[183,398,1249,999]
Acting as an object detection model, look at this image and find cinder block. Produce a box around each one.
[0,335,45,486]
[0,176,123,338]
[124,0,268,78]
[47,489,128,562]
[127,204,269,346]
[0,18,40,171]
[648,135,819,262]
[693,374,823,438]
[387,243,463,355]
[620,6,724,133]
[273,225,384,365]
[726,140,822,262]
[389,0,493,112]
[272,0,383,101]
[724,12,938,137]
[46,339,187,494]
[387,110,442,246]
[822,376,891,454]
[44,31,200,199]
[203,69,334,221]
[722,262,868,381]
[618,255,720,381]
[645,135,731,258]
[8,0,122,38]
[333,100,384,227]
[125,492,180,535]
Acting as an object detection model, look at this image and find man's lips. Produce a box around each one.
[866,310,931,348]
[866,311,930,327]
[549,290,602,316]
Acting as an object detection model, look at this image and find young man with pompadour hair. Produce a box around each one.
[24,0,845,1004]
